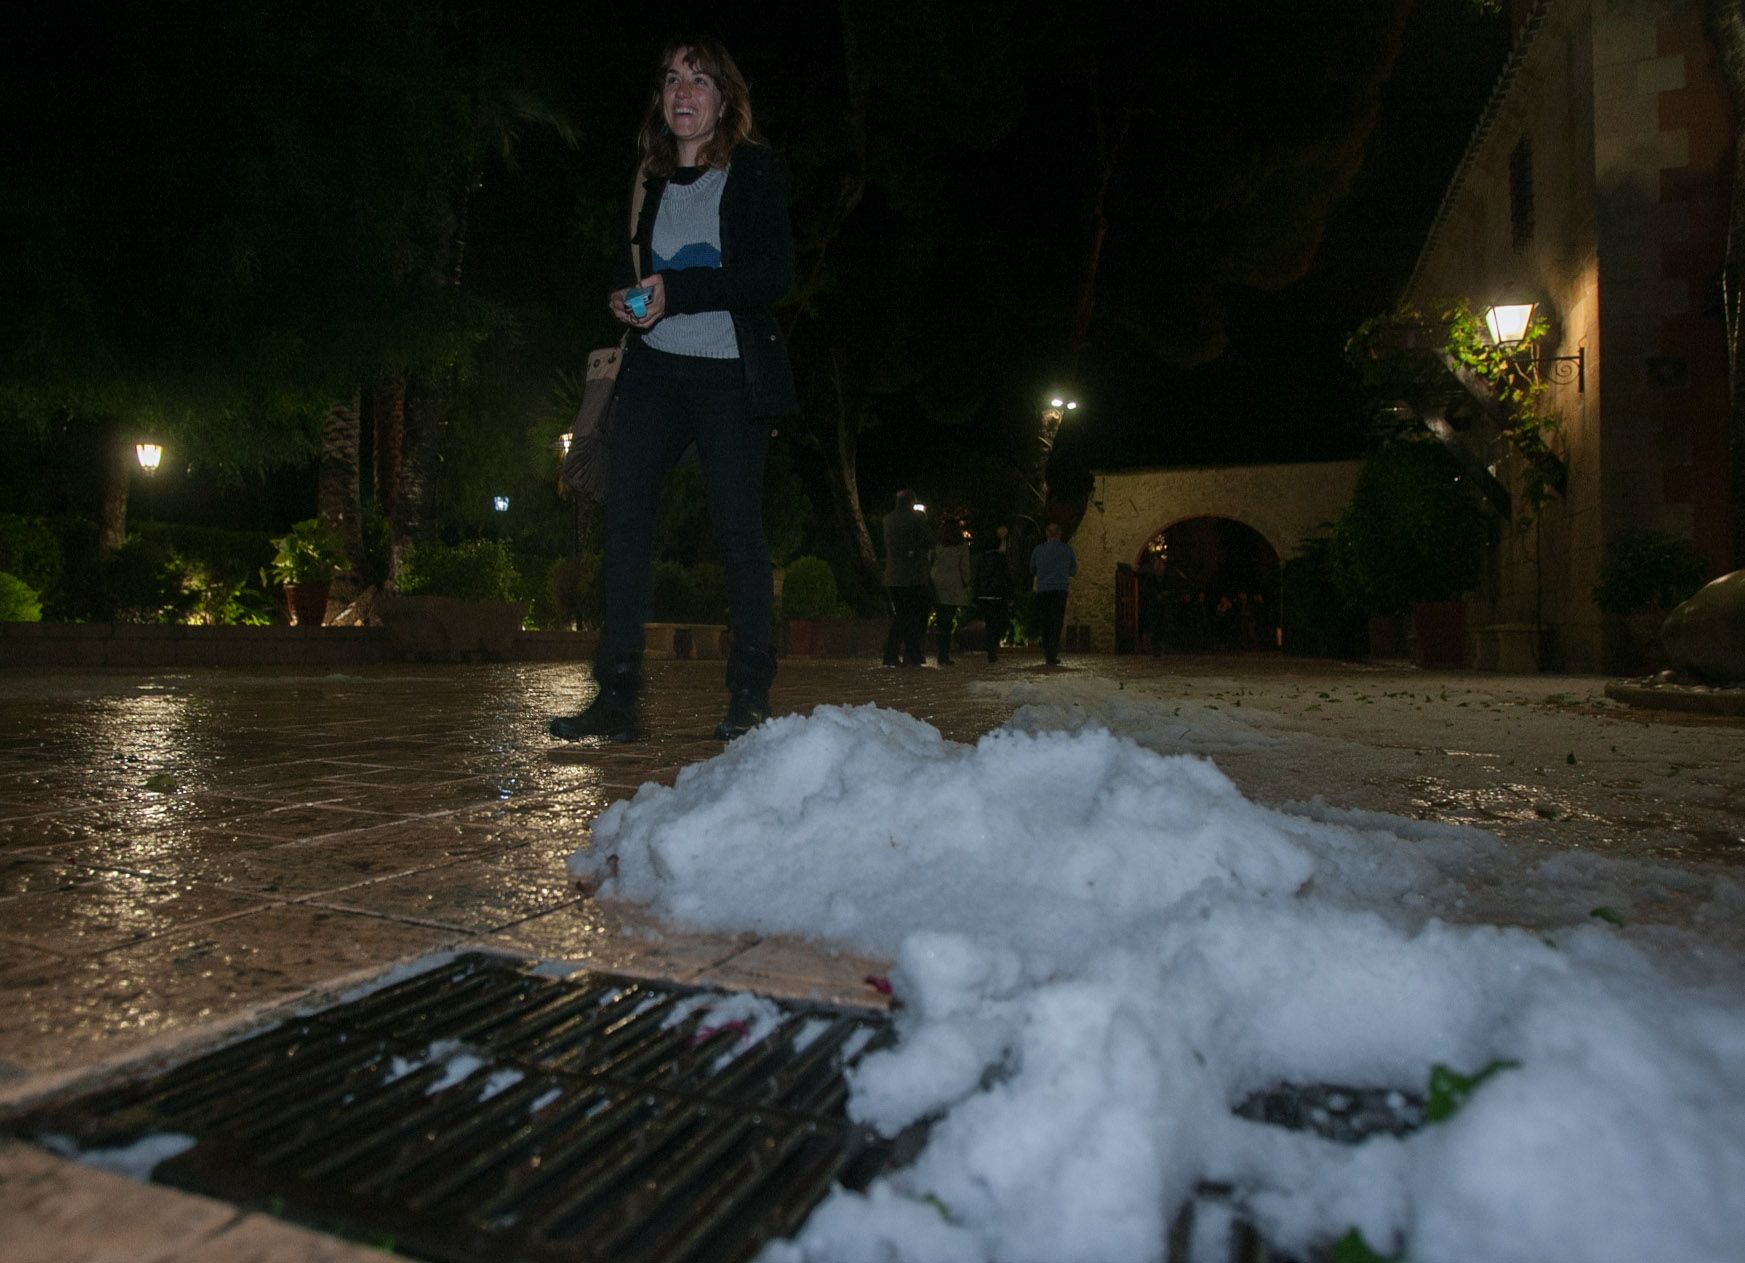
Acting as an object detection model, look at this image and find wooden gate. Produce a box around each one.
[1114,564,1139,653]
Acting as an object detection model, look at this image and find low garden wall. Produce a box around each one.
[1,620,918,667]
[0,622,601,668]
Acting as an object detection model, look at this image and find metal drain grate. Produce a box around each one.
[9,952,913,1263]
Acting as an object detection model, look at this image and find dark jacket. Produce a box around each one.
[614,144,799,418]
[882,507,934,587]
[975,548,1015,601]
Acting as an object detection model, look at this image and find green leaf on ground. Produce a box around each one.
[1330,1227,1399,1262]
[921,1192,952,1221]
[143,773,179,793]
[1426,1059,1519,1123]
[1566,752,1577,764]
[1589,905,1625,926]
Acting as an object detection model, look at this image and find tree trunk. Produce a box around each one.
[827,349,882,599]
[1068,101,1133,376]
[1704,0,1745,568]
[97,419,130,556]
[371,377,406,517]
[391,372,447,585]
[318,391,365,595]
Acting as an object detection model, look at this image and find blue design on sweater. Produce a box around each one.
[653,242,721,271]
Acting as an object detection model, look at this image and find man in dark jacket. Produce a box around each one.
[1030,521,1077,667]
[881,490,933,666]
[974,530,1016,662]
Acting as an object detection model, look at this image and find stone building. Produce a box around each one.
[1063,460,1361,654]
[1401,0,1734,671]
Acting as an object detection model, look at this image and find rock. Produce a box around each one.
[1659,568,1745,684]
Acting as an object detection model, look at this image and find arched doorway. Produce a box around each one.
[1123,516,1282,652]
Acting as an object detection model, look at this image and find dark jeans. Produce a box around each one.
[883,586,930,665]
[1036,589,1068,664]
[600,346,772,678]
[977,597,1009,660]
[932,604,962,662]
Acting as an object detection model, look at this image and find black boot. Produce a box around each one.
[716,644,776,741]
[549,656,642,742]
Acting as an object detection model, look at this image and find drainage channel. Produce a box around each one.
[7,952,916,1263]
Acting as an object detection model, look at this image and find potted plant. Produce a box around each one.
[270,519,347,627]
[1593,530,1709,673]
[378,539,527,661]
[780,556,839,657]
[1332,439,1488,666]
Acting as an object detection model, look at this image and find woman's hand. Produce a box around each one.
[608,274,667,330]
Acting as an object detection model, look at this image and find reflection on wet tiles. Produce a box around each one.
[0,869,270,955]
[246,802,408,839]
[698,935,893,1010]
[309,856,583,932]
[0,856,84,899]
[476,899,752,981]
[192,838,462,898]
[0,807,137,853]
[0,905,455,1070]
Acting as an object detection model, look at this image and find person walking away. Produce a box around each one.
[974,530,1015,662]
[882,490,933,666]
[549,35,797,744]
[1030,521,1077,667]
[929,523,972,665]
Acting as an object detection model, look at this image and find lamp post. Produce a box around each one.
[1479,301,1584,392]
[1027,394,1079,518]
[135,442,163,522]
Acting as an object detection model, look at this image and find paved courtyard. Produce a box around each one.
[0,651,1741,1258]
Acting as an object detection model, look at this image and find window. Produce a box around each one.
[1509,136,1534,252]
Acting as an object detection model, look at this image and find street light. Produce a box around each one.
[1039,394,1080,462]
[134,442,163,522]
[1479,300,1584,392]
[558,432,572,457]
[493,495,510,512]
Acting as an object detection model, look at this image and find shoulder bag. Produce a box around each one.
[562,168,649,502]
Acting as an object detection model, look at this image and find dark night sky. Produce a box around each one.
[0,1,1511,534]
[470,3,1512,512]
[1025,4,1511,487]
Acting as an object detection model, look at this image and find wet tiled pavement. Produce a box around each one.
[0,652,1741,1258]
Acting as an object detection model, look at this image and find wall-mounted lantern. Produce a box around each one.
[1480,301,1584,392]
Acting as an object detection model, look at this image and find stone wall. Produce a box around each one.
[0,623,598,668]
[1065,460,1363,652]
[1403,0,1731,672]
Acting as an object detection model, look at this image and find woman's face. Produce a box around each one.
[661,49,723,157]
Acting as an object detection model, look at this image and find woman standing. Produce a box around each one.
[550,36,797,744]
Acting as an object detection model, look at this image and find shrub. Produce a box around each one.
[781,556,839,621]
[398,539,520,601]
[1593,531,1709,615]
[0,571,42,622]
[102,536,200,623]
[511,551,561,628]
[0,514,64,599]
[546,551,603,629]
[1332,439,1487,615]
[1281,535,1367,657]
[270,519,348,585]
[137,523,276,624]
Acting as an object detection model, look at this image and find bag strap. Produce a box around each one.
[616,163,650,354]
[628,163,649,281]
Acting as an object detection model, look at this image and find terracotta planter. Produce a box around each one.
[284,581,332,628]
[1411,600,1469,669]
